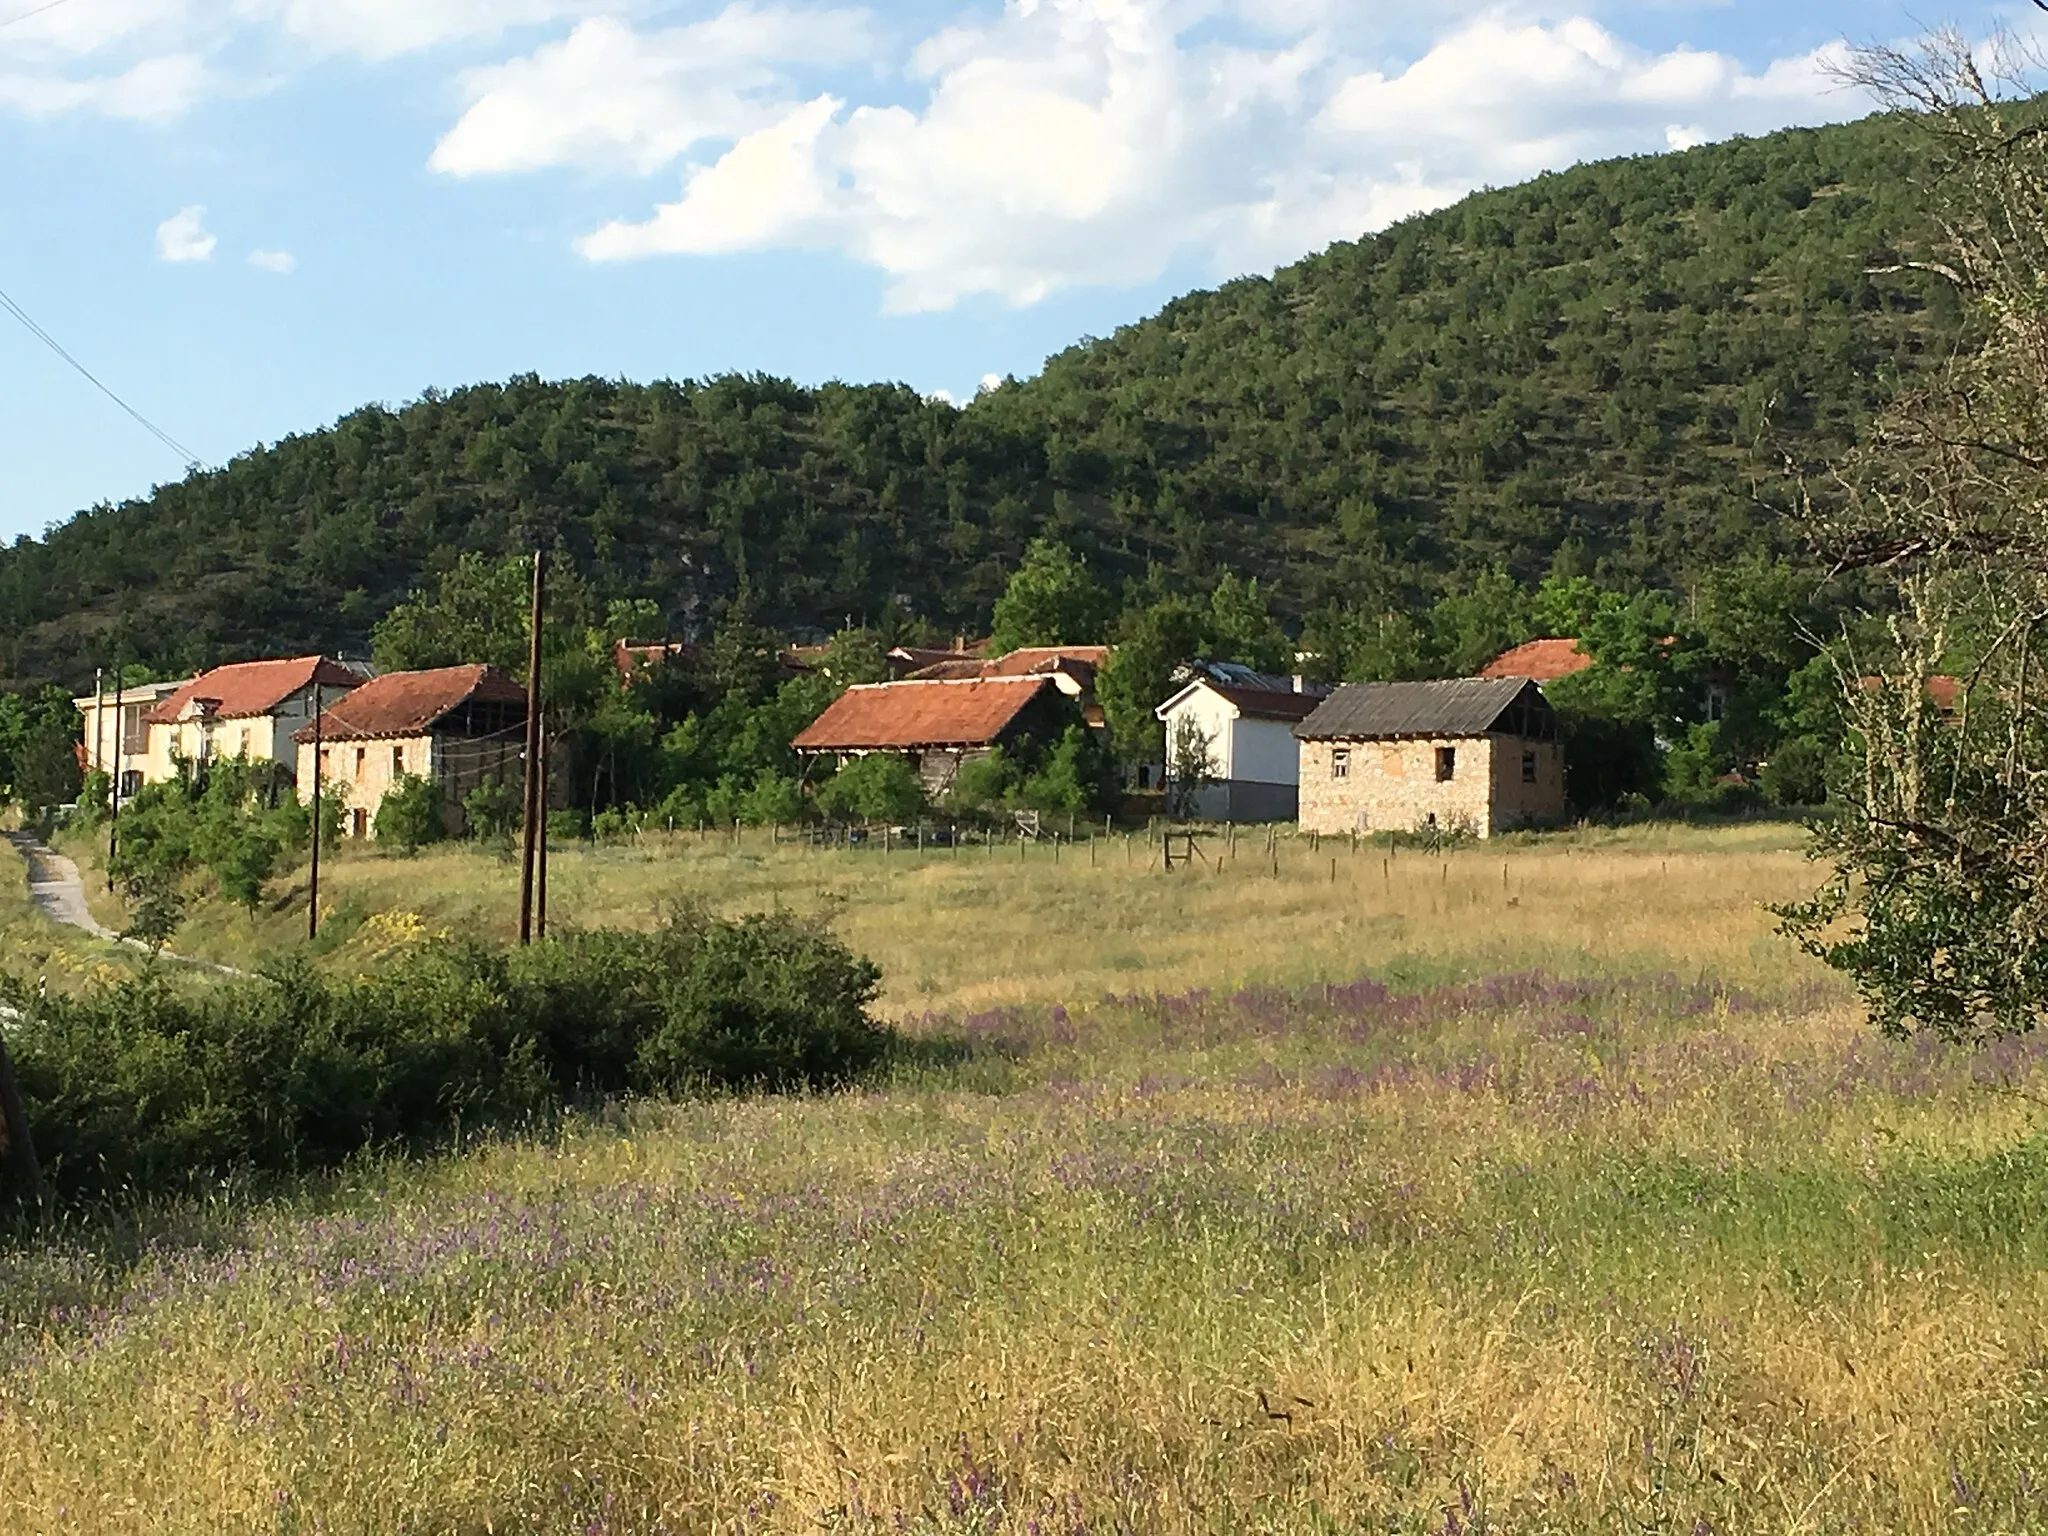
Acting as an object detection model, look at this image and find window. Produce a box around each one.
[354,747,367,780]
[392,745,406,777]
[119,770,143,798]
[1435,747,1457,782]
[120,704,146,755]
[1331,748,1350,780]
[1522,751,1537,785]
[318,749,331,777]
[351,808,368,838]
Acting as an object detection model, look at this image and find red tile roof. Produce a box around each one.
[293,665,527,743]
[984,645,1112,676]
[792,677,1053,752]
[1857,674,1964,714]
[907,646,1111,684]
[1479,638,1593,683]
[614,639,694,680]
[143,656,364,725]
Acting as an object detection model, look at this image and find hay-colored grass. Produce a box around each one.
[61,819,1823,1014]
[6,821,2047,1533]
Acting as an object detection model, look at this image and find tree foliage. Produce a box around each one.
[0,112,1950,696]
[1779,32,2048,1039]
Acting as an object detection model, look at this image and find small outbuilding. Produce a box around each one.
[1294,677,1566,838]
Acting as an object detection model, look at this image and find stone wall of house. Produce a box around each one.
[297,733,531,838]
[1487,736,1568,831]
[1298,734,1565,838]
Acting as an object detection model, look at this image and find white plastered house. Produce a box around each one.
[1154,663,1331,822]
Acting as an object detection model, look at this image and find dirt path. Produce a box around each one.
[7,830,119,941]
[5,830,242,975]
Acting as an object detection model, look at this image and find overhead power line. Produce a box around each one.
[0,282,199,467]
[0,0,77,33]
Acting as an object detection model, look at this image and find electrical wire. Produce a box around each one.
[0,0,76,33]
[0,281,200,466]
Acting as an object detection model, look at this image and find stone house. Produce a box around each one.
[77,657,365,797]
[1154,664,1331,822]
[1294,677,1567,838]
[293,664,529,838]
[791,675,1076,799]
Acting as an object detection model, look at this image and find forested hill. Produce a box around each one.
[0,108,1948,689]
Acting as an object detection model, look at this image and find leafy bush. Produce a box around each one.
[740,768,805,826]
[374,773,448,852]
[108,759,301,913]
[817,753,925,823]
[3,907,889,1203]
[463,777,519,840]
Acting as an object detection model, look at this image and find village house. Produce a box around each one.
[293,664,529,839]
[73,679,184,798]
[1154,662,1331,821]
[1294,677,1567,838]
[76,656,364,797]
[791,675,1077,799]
[906,645,1114,727]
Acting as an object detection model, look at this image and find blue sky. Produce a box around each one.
[0,0,2022,542]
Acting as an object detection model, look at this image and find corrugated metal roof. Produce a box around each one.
[1295,677,1542,740]
[792,677,1054,751]
[294,664,526,743]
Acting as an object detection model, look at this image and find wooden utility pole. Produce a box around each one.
[536,707,549,941]
[0,1013,40,1200]
[518,550,546,946]
[107,668,124,892]
[308,681,323,942]
[91,669,104,791]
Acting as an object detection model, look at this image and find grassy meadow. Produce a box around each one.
[5,823,2048,1532]
[62,819,1821,1012]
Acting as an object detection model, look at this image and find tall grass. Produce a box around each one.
[58,820,1825,1013]
[6,825,2043,1531]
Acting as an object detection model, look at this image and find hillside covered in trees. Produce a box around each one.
[0,108,1948,691]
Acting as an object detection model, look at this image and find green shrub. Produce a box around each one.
[817,754,925,823]
[463,777,519,840]
[547,807,587,842]
[375,773,448,852]
[3,907,889,1204]
[741,768,805,826]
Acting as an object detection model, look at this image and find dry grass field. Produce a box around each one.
[64,819,1821,1014]
[6,821,2048,1533]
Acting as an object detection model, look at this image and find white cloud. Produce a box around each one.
[242,0,620,62]
[0,0,637,122]
[564,3,1859,312]
[248,248,297,273]
[0,53,211,120]
[155,204,216,262]
[1320,16,1848,187]
[432,6,872,178]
